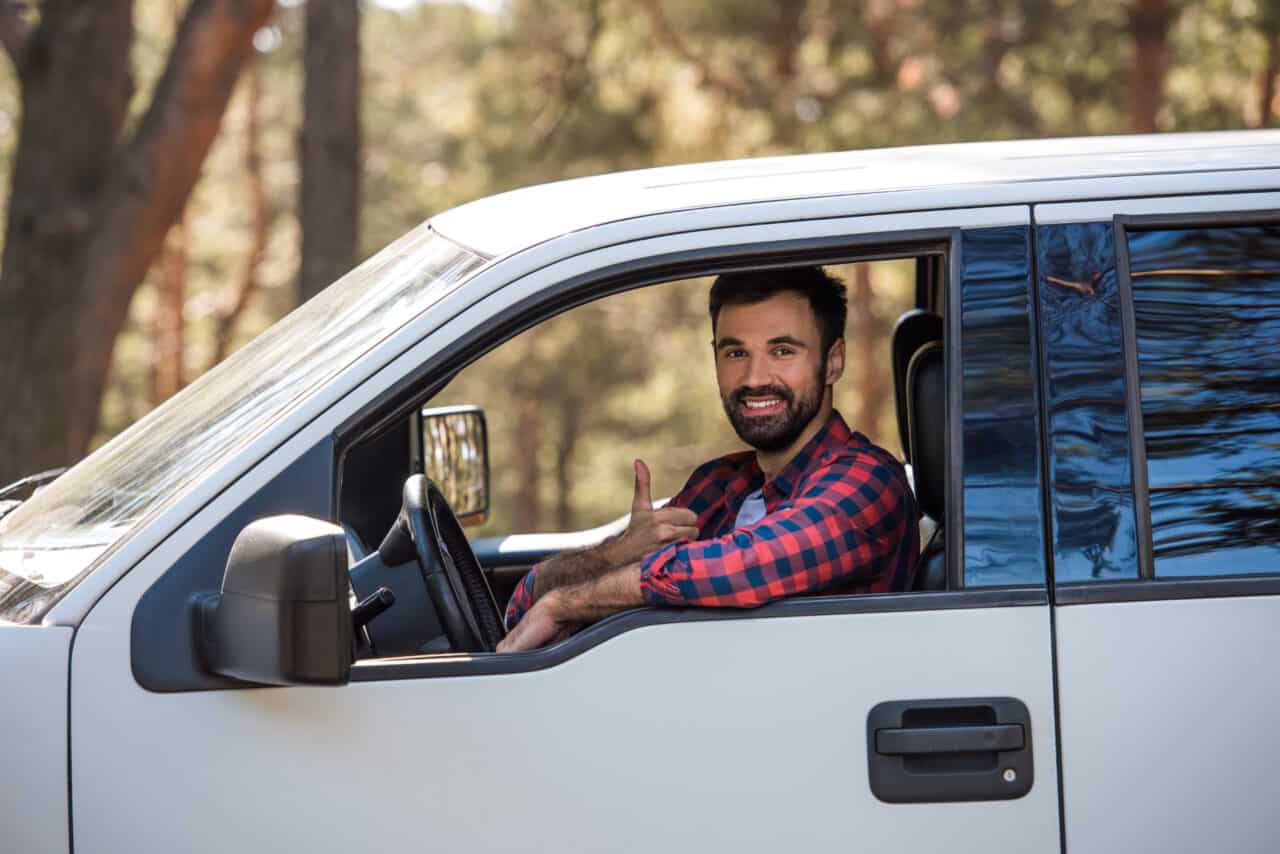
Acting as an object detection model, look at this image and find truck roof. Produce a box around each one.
[431,130,1280,257]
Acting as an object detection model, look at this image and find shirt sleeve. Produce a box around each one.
[502,468,710,631]
[639,451,912,608]
[502,569,537,632]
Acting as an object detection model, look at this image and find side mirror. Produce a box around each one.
[195,515,352,686]
[417,404,489,527]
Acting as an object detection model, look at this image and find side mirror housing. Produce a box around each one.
[417,404,489,527]
[195,515,352,686]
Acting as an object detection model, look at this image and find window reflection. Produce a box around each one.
[1036,222,1139,580]
[960,226,1047,587]
[1128,225,1280,578]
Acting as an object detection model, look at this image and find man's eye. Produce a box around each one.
[724,349,747,359]
[772,347,795,357]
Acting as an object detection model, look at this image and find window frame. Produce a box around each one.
[334,224,1046,682]
[125,206,1052,693]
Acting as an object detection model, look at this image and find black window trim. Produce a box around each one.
[946,230,965,592]
[1112,208,1280,587]
[1112,218,1156,580]
[1056,575,1280,606]
[1026,211,1061,596]
[334,223,1043,680]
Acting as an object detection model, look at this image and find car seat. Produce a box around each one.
[891,310,946,591]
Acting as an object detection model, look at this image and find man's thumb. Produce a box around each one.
[632,459,653,512]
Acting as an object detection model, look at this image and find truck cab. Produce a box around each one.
[3,131,1279,853]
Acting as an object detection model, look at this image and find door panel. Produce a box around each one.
[74,205,1058,851]
[1036,197,1280,853]
[1056,596,1280,852]
[73,584,1060,853]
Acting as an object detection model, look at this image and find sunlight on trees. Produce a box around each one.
[3,0,1277,519]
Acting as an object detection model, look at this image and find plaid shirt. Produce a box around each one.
[504,412,918,629]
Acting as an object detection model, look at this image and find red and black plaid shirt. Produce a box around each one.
[505,411,918,629]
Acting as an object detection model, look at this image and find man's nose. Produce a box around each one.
[743,355,773,388]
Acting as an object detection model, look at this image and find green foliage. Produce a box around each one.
[39,0,1276,528]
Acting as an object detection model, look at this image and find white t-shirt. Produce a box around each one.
[734,488,767,529]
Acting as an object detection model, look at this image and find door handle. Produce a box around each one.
[867,697,1033,803]
[876,723,1024,755]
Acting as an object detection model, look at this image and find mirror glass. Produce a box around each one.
[419,405,488,525]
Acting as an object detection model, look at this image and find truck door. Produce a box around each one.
[70,208,1064,852]
[1035,194,1280,853]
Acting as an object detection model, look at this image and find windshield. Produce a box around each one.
[0,225,487,624]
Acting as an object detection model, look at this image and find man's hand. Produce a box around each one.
[607,459,699,565]
[523,460,698,613]
[496,594,566,653]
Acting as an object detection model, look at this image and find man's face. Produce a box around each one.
[714,292,844,453]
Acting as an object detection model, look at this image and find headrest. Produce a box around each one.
[906,341,945,522]
[892,310,943,461]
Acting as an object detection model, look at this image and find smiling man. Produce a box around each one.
[497,266,919,652]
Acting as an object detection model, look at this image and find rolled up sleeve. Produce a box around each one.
[503,567,538,631]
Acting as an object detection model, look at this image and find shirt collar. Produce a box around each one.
[761,410,856,501]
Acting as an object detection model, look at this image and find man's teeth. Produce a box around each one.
[745,399,781,409]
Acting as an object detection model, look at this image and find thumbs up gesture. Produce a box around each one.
[609,459,700,565]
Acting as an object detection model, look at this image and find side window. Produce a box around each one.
[1035,222,1140,582]
[1125,223,1280,578]
[959,226,1046,587]
[434,263,917,540]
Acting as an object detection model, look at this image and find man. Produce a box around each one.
[497,266,918,652]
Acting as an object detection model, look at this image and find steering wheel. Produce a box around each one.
[396,474,505,652]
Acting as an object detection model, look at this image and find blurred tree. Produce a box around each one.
[211,51,268,368]
[299,0,360,304]
[1129,0,1176,133]
[6,0,1274,521]
[0,0,275,485]
[1258,1,1280,126]
[151,216,188,402]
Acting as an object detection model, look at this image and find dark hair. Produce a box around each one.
[709,267,848,353]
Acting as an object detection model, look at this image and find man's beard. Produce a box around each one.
[722,367,826,453]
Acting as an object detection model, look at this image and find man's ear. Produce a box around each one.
[825,337,846,385]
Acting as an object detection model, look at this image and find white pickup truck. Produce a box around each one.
[3,131,1279,853]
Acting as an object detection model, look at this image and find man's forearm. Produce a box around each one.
[546,562,645,624]
[530,535,623,601]
[509,477,696,629]
[497,563,645,653]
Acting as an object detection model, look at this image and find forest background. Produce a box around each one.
[0,0,1276,535]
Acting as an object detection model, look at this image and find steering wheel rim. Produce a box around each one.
[400,474,505,652]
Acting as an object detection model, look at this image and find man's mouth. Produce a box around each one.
[740,397,786,415]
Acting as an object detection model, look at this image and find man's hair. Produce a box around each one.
[708,267,848,353]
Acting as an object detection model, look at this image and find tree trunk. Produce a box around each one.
[554,397,581,531]
[211,56,268,369]
[0,0,275,484]
[1128,0,1172,134]
[298,0,360,304]
[850,264,888,445]
[151,218,188,404]
[1259,12,1280,127]
[0,0,134,481]
[513,395,543,531]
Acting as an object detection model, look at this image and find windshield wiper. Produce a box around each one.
[0,468,69,521]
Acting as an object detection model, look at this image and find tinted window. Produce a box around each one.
[1036,222,1139,581]
[1127,224,1280,577]
[960,226,1047,586]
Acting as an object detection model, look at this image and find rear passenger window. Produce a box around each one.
[1126,224,1280,577]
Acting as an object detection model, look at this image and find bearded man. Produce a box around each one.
[497,267,919,652]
